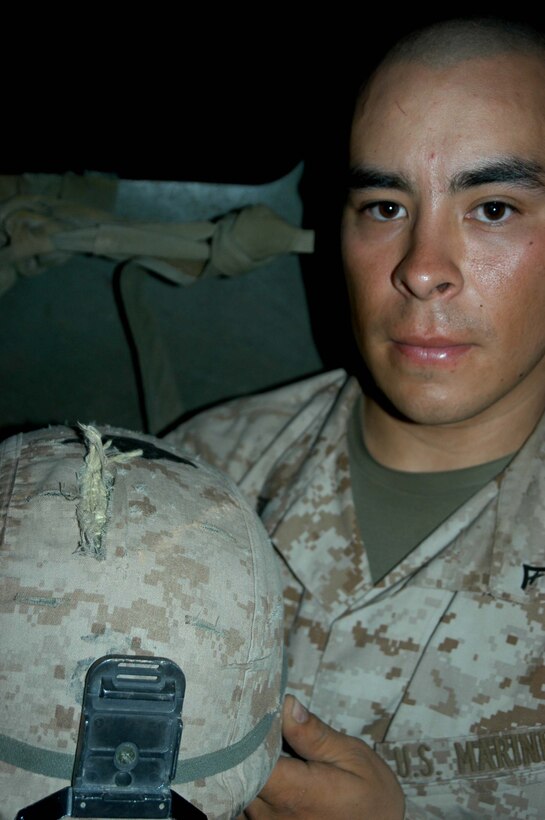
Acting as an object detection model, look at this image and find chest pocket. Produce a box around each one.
[377,729,545,819]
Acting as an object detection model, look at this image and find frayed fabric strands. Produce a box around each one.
[75,423,141,559]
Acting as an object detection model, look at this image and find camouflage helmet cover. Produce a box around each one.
[0,424,285,819]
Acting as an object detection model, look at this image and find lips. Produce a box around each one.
[391,337,473,365]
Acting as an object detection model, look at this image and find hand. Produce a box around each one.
[237,694,404,819]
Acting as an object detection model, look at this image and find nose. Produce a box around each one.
[392,222,463,301]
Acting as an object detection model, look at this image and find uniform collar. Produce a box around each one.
[263,378,545,613]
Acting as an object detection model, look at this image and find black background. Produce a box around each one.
[5,9,545,183]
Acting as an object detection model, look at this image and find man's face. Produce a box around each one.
[342,53,545,428]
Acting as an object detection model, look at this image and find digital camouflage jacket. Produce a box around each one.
[166,368,545,819]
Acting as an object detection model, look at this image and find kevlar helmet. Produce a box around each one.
[0,424,285,819]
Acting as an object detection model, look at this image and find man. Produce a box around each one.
[165,16,545,818]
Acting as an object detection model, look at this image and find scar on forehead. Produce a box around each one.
[396,101,407,115]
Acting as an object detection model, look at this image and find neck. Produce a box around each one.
[362,395,545,473]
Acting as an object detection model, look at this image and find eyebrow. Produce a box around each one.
[449,157,545,192]
[348,165,412,193]
[348,157,545,195]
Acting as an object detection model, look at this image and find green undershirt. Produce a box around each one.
[347,396,514,583]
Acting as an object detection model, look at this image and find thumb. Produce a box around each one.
[281,694,362,766]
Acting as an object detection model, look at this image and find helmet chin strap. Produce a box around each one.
[15,655,207,820]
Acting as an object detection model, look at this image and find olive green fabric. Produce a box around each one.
[0,173,314,297]
[347,396,514,582]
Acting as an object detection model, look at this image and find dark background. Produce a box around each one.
[6,9,545,181]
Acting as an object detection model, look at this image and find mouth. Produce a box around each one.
[391,337,474,365]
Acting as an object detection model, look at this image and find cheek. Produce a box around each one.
[344,263,383,333]
[465,239,545,370]
[342,231,394,313]
[466,239,545,320]
[466,244,524,292]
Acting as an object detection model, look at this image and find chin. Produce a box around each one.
[396,405,474,427]
[376,384,486,428]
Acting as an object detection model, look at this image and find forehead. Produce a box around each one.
[350,54,545,173]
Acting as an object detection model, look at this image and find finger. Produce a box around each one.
[281,694,368,768]
[253,753,313,812]
[239,796,269,819]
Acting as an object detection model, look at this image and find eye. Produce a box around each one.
[363,201,408,222]
[470,200,517,223]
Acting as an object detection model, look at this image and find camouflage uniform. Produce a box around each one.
[0,425,285,820]
[166,368,545,819]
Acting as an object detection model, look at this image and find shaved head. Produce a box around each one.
[381,16,545,70]
[353,17,545,123]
